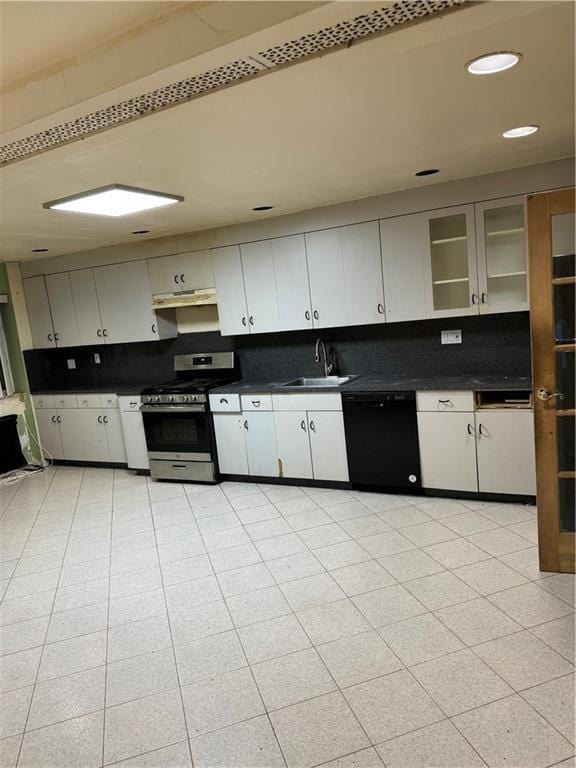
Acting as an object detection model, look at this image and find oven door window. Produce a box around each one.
[143,411,210,455]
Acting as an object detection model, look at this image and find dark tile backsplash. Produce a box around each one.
[24,312,531,392]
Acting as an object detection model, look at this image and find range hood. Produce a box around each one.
[152,288,217,310]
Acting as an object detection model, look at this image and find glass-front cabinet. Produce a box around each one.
[475,196,528,313]
[425,205,478,317]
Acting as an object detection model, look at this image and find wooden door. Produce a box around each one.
[528,187,575,573]
[69,269,105,345]
[341,221,385,326]
[22,276,56,349]
[271,235,313,331]
[45,273,81,347]
[308,410,349,482]
[211,246,249,335]
[305,228,347,329]
[240,241,280,333]
[476,410,536,495]
[274,411,313,479]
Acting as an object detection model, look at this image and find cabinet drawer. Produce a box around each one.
[209,393,241,413]
[77,394,102,409]
[54,394,78,409]
[272,393,342,412]
[241,394,273,411]
[416,391,474,413]
[33,395,55,409]
[118,396,142,412]
[100,393,119,409]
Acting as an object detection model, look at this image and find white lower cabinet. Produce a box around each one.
[35,409,64,460]
[212,414,249,475]
[244,412,278,477]
[102,409,126,464]
[308,411,349,482]
[119,397,149,470]
[59,410,109,463]
[417,411,478,492]
[275,411,314,480]
[476,411,536,495]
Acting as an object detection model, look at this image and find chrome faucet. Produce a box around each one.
[315,338,335,377]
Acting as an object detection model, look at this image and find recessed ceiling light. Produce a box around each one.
[31,248,49,253]
[132,230,150,235]
[467,52,521,75]
[252,205,274,211]
[503,125,539,138]
[43,184,183,217]
[415,169,440,177]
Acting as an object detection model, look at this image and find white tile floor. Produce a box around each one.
[0,467,574,768]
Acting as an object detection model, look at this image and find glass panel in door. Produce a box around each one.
[483,204,527,306]
[552,211,576,533]
[429,214,471,310]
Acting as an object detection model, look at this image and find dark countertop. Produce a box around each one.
[30,385,150,397]
[212,374,532,395]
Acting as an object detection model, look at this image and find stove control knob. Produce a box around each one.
[169,396,174,402]
[182,396,189,402]
[191,395,197,402]
[154,395,160,403]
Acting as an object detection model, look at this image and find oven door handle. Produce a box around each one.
[140,405,206,413]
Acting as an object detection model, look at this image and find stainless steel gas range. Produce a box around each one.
[140,352,237,483]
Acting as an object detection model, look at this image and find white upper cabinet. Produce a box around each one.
[240,241,281,333]
[94,261,174,344]
[271,235,313,331]
[148,251,214,296]
[424,205,479,318]
[341,221,385,326]
[45,273,81,348]
[23,276,56,349]
[380,213,428,322]
[211,245,249,336]
[305,228,347,329]
[475,196,528,314]
[69,269,105,346]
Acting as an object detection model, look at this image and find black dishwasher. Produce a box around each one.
[342,391,421,492]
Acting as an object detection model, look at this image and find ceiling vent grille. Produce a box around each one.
[0,0,465,167]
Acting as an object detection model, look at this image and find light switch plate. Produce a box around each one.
[94,353,101,364]
[66,359,76,370]
[441,329,462,345]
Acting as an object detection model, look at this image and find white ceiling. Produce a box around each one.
[0,0,573,262]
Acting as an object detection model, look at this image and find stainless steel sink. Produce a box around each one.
[280,376,357,388]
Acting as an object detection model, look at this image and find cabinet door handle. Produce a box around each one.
[241,316,247,327]
[471,293,479,305]
[481,292,488,304]
[377,303,385,314]
[151,323,156,334]
[220,398,229,404]
[47,333,53,342]
[249,316,254,326]
[478,423,487,436]
[467,423,474,435]
[309,420,316,432]
[98,415,103,424]
[97,329,102,338]
[300,419,306,431]
[54,333,59,342]
[51,415,56,424]
[305,310,311,321]
[56,416,61,424]
[252,400,261,407]
[103,415,108,424]
[438,399,452,405]
[313,310,319,320]
[174,274,180,284]
[130,401,138,407]
[243,419,248,430]
[103,329,108,337]
[180,273,185,284]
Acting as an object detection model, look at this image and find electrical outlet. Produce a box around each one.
[441,329,462,345]
[94,353,101,364]
[66,358,76,370]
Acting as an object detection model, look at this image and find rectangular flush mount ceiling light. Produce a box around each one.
[43,184,183,217]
